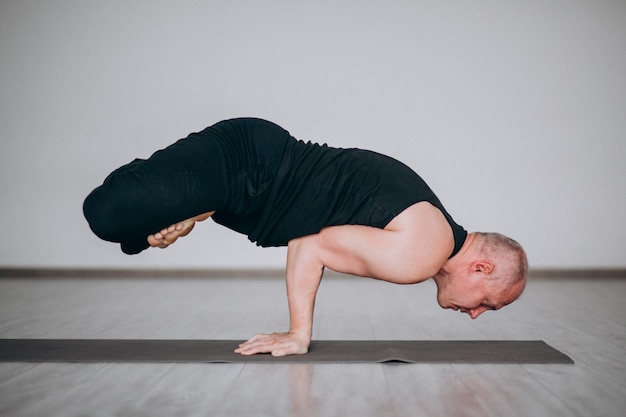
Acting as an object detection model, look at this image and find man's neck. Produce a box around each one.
[432,232,478,284]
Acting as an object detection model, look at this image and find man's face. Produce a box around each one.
[435,271,522,319]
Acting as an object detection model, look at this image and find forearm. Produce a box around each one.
[285,236,325,341]
[234,235,324,356]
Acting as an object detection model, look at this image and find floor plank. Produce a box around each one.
[523,363,626,417]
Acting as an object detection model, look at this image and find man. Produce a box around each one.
[83,118,528,357]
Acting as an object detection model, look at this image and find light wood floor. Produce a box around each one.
[0,273,624,417]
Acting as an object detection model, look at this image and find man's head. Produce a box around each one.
[433,232,528,319]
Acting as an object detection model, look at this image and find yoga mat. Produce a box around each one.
[0,339,573,364]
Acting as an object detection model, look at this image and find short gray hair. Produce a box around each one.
[476,232,528,289]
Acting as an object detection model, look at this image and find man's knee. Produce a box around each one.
[83,161,151,241]
[83,186,122,242]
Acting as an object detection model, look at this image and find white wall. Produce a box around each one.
[1,0,624,269]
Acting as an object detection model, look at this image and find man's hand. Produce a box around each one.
[234,235,322,357]
[234,332,310,357]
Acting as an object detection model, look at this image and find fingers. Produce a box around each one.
[234,333,309,357]
[234,333,270,355]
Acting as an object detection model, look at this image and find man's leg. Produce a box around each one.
[83,135,230,254]
[83,118,291,254]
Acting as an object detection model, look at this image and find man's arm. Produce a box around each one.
[314,202,454,284]
[234,202,454,356]
[234,235,324,356]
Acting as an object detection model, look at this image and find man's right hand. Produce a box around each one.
[234,332,311,357]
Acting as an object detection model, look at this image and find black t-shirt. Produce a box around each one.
[213,128,467,257]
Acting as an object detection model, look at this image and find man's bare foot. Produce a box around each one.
[147,211,214,249]
[192,211,213,222]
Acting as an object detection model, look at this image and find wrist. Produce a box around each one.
[288,328,312,342]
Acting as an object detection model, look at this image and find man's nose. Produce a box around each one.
[469,307,488,319]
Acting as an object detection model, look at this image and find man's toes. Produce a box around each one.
[147,234,161,247]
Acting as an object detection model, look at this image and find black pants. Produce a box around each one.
[83,118,290,254]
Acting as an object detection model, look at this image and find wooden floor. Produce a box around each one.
[0,272,624,417]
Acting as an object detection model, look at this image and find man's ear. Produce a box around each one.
[472,259,495,275]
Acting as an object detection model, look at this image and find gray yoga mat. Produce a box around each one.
[0,339,573,364]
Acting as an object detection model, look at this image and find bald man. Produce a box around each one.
[83,118,527,356]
